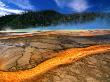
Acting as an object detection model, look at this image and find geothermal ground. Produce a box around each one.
[0,30,110,82]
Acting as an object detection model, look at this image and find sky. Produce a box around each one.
[0,0,110,16]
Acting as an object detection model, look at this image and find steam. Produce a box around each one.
[1,27,17,32]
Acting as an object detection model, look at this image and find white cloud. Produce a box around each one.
[0,1,6,7]
[0,11,10,16]
[0,1,24,16]
[0,7,23,14]
[8,0,35,10]
[55,0,89,12]
[69,0,89,12]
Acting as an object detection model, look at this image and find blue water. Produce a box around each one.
[3,18,110,32]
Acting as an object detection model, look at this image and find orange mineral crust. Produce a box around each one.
[0,45,110,82]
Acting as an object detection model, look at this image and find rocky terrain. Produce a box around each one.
[0,30,110,82]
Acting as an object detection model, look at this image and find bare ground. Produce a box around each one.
[0,30,110,82]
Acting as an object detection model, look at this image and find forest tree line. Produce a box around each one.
[0,10,110,30]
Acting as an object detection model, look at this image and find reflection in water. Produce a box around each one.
[1,18,110,32]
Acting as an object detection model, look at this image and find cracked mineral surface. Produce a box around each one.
[0,30,110,82]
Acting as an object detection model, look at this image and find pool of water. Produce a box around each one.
[1,18,110,32]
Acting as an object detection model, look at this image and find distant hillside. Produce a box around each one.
[0,10,110,30]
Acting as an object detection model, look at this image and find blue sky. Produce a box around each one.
[0,0,110,16]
